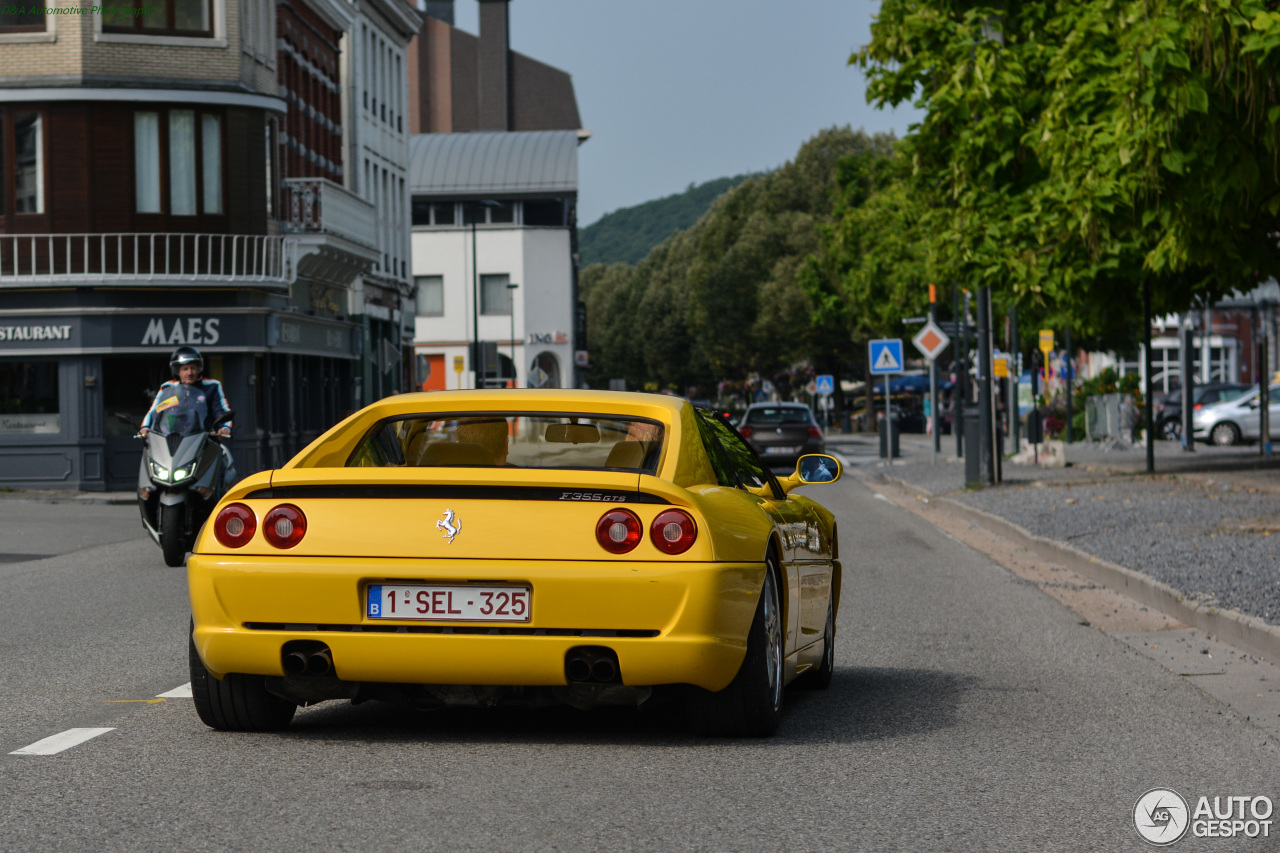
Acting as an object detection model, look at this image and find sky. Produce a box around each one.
[448,1,924,227]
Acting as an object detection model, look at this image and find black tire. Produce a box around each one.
[190,622,295,732]
[799,593,835,690]
[686,558,784,737]
[1159,418,1181,441]
[160,503,186,567]
[1209,422,1240,447]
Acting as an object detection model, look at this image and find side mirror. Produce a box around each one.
[114,412,138,428]
[212,410,235,429]
[779,453,842,494]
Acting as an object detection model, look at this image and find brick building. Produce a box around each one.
[0,0,419,491]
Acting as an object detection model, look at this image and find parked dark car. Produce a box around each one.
[738,403,824,465]
[1156,383,1252,440]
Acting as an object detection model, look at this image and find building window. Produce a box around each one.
[13,113,44,214]
[134,108,224,217]
[0,110,48,217]
[411,200,456,227]
[0,8,43,32]
[169,110,197,215]
[463,201,514,225]
[104,0,213,36]
[480,274,512,316]
[523,199,565,227]
[415,275,444,316]
[202,114,223,214]
[135,113,162,213]
[0,360,60,435]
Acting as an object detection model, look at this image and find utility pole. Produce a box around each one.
[977,286,995,485]
[930,285,940,463]
[1010,304,1020,454]
[1144,277,1155,474]
[1064,324,1073,444]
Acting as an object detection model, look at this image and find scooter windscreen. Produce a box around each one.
[150,384,212,438]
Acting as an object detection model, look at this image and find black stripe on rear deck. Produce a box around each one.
[244,485,668,504]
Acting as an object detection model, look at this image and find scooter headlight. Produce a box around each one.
[172,464,196,482]
[149,461,171,481]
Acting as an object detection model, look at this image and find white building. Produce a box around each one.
[340,0,422,403]
[408,130,584,391]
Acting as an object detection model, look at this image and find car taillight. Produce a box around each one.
[739,426,753,438]
[214,503,256,548]
[650,509,697,555]
[1193,403,1203,410]
[596,509,642,554]
[263,504,307,549]
[808,426,822,439]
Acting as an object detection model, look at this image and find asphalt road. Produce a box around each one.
[0,483,1277,852]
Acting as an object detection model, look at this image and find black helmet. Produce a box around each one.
[169,346,204,377]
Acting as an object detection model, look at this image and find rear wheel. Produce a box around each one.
[1210,422,1240,446]
[190,622,295,732]
[1159,417,1181,441]
[686,557,784,737]
[160,504,186,567]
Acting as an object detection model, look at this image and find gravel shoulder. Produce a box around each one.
[859,436,1280,628]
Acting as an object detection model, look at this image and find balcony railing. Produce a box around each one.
[0,233,292,286]
[281,178,379,251]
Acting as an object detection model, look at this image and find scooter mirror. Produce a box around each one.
[114,411,138,427]
[211,410,235,429]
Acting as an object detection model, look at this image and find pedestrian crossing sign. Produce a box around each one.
[815,375,834,395]
[869,339,904,375]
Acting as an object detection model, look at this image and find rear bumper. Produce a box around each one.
[188,555,765,692]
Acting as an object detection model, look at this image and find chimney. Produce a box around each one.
[423,0,454,24]
[478,0,510,130]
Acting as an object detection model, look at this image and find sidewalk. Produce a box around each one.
[845,430,1280,658]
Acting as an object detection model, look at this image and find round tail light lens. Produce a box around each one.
[214,503,257,548]
[650,509,697,555]
[739,426,753,438]
[262,504,307,549]
[596,509,641,554]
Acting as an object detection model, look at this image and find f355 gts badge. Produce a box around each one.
[436,509,461,544]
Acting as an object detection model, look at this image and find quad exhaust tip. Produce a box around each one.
[564,646,620,684]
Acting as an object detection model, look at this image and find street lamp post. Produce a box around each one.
[507,281,519,388]
[470,200,500,389]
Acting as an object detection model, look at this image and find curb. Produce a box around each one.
[0,493,137,506]
[872,473,1280,666]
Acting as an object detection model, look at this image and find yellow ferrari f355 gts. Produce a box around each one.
[188,390,842,737]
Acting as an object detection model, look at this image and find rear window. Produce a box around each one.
[743,407,812,426]
[348,413,665,474]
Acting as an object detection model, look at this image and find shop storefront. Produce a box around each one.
[0,309,359,491]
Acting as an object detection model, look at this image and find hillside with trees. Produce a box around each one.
[581,127,919,410]
[579,175,756,266]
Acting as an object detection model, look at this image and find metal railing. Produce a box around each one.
[281,177,379,250]
[0,233,292,286]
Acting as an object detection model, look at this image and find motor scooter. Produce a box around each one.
[115,387,237,566]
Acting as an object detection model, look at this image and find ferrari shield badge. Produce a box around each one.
[436,509,461,544]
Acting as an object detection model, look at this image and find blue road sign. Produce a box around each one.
[869,339,904,375]
[815,374,834,395]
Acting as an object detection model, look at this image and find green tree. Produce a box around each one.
[857,1,1280,340]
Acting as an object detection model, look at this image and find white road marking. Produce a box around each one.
[156,683,192,699]
[874,493,895,504]
[10,727,114,756]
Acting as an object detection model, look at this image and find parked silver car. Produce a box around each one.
[1191,384,1280,445]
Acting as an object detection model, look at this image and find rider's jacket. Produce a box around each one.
[141,378,233,434]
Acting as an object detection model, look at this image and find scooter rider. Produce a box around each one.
[140,346,233,439]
